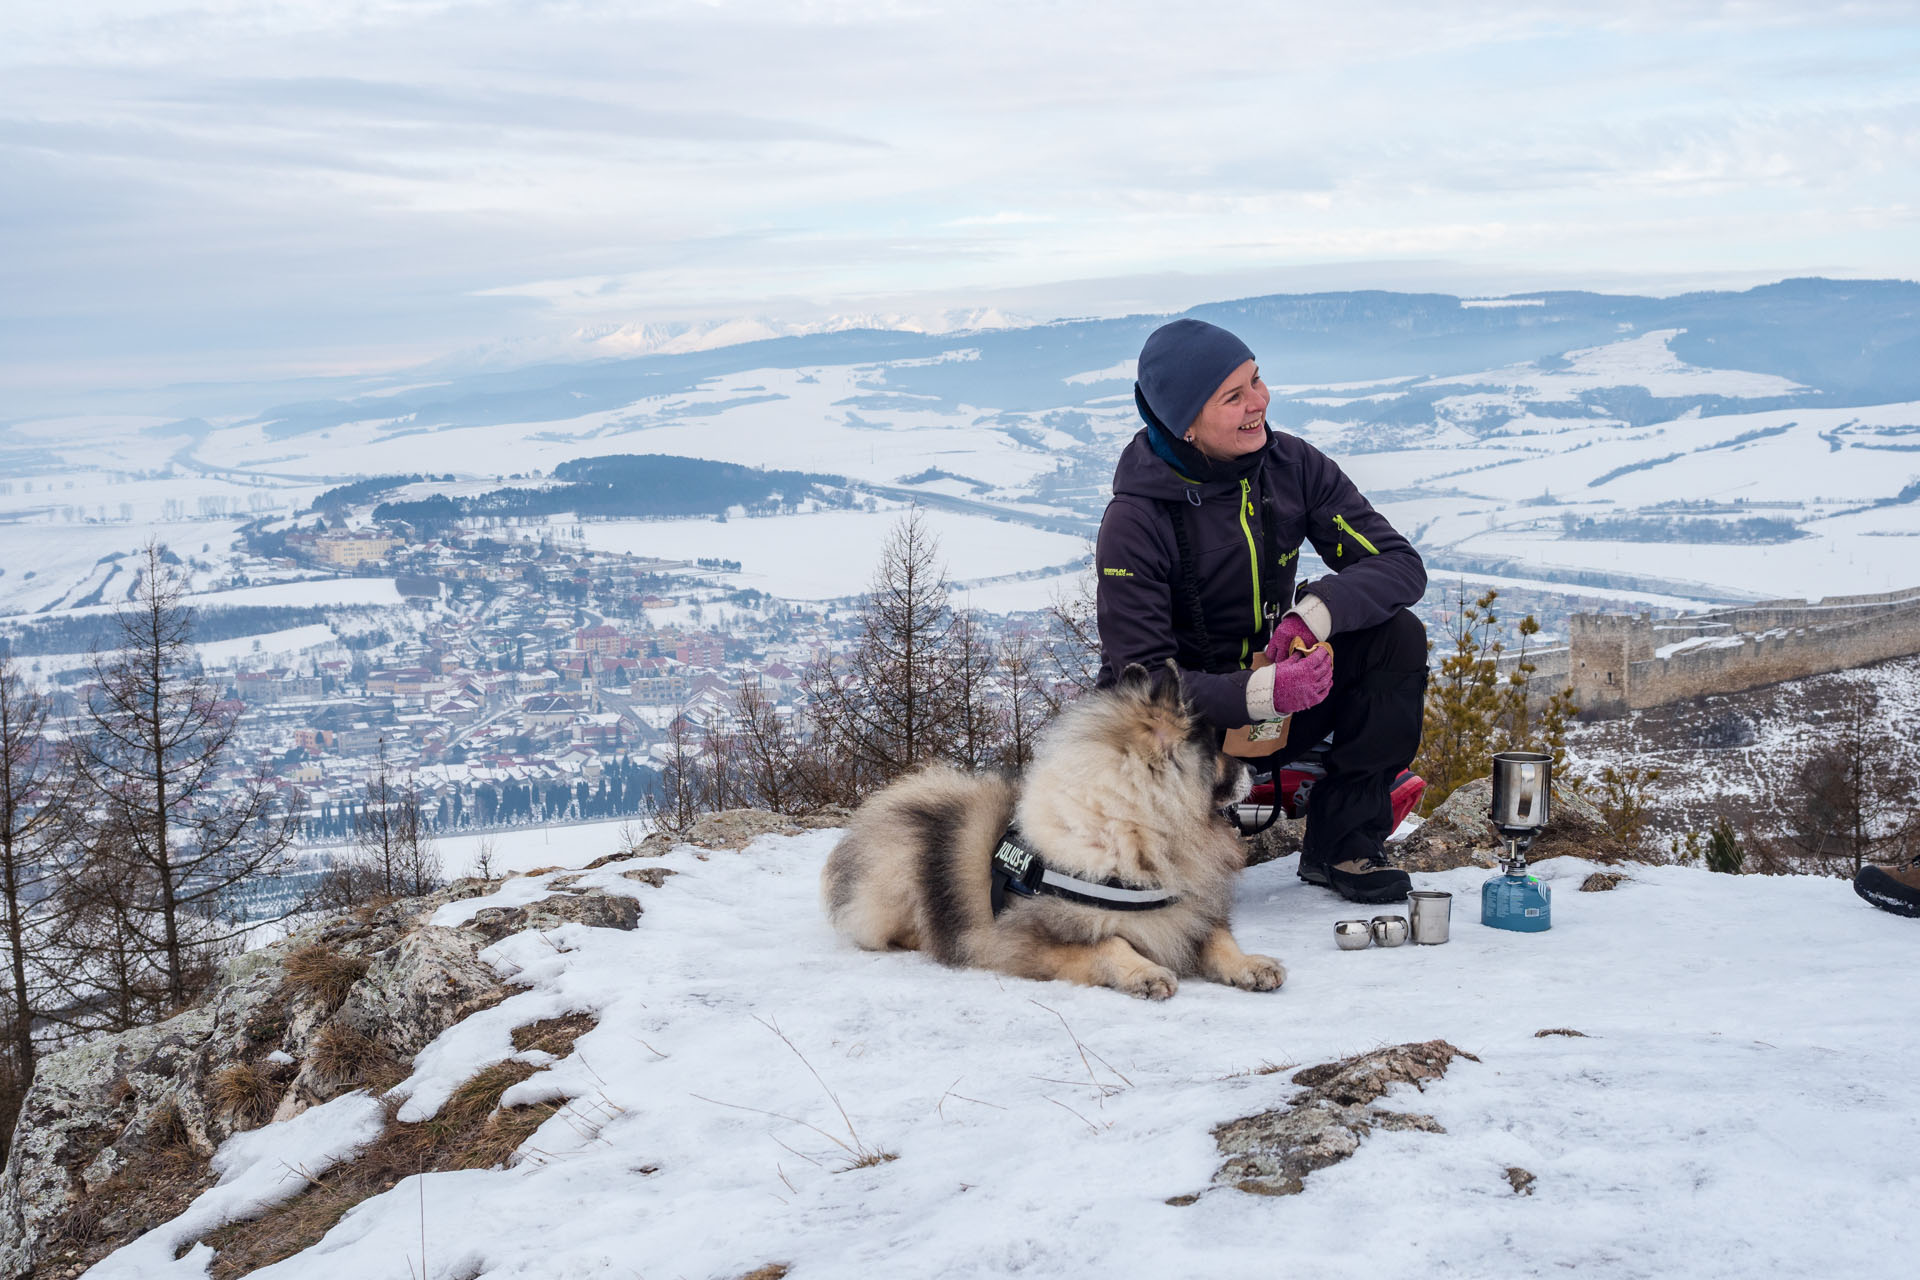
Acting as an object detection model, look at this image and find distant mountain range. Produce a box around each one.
[239,278,1920,439]
[4,277,1918,619]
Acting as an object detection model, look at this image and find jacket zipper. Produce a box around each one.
[1238,479,1261,667]
[1333,513,1379,556]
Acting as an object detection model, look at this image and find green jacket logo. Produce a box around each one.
[1102,567,1134,577]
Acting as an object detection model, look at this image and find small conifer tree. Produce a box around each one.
[1705,815,1743,874]
[1414,584,1581,813]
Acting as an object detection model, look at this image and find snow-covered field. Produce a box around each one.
[8,325,1920,614]
[88,833,1918,1279]
[527,509,1087,600]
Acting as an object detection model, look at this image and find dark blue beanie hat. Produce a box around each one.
[1135,318,1256,438]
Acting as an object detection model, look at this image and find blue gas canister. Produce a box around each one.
[1481,862,1551,932]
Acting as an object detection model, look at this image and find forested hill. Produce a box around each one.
[371,454,842,530]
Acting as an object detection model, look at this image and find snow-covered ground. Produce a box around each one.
[525,509,1087,600]
[431,816,650,879]
[89,833,1918,1279]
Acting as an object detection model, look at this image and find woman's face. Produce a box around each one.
[1185,360,1270,461]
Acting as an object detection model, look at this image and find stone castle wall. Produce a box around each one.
[1566,586,1920,717]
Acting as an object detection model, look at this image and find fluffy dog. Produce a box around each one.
[821,663,1286,1000]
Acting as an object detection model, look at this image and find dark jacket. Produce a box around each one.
[1094,420,1426,729]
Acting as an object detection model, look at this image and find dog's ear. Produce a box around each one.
[1118,663,1152,693]
[1153,660,1185,709]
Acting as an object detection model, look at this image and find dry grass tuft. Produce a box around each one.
[443,1061,539,1127]
[509,1011,599,1057]
[840,1150,899,1170]
[308,1024,390,1087]
[243,1002,289,1047]
[203,1060,563,1278]
[1221,1060,1294,1080]
[210,1064,281,1130]
[147,1099,193,1151]
[48,1142,215,1274]
[450,1101,562,1171]
[104,1074,136,1108]
[280,946,369,1009]
[736,1266,792,1280]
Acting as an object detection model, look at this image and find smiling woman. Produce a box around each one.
[1094,318,1430,904]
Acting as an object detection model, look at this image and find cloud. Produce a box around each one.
[2,0,1916,403]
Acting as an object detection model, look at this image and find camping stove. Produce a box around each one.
[1482,751,1552,933]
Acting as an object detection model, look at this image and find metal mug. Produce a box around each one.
[1334,919,1373,950]
[1370,915,1409,947]
[1409,891,1452,945]
[1491,750,1552,836]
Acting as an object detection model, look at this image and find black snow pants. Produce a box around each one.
[1264,608,1428,866]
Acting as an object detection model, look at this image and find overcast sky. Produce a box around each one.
[5,1,1917,405]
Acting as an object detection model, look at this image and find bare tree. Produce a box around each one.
[318,739,443,906]
[946,608,998,771]
[805,508,962,786]
[66,542,298,1012]
[1784,689,1917,874]
[648,707,706,838]
[994,627,1055,770]
[733,680,803,815]
[1045,565,1103,695]
[697,718,741,813]
[49,813,167,1035]
[0,657,69,1143]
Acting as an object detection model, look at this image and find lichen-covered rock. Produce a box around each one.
[1395,776,1609,873]
[1288,1038,1474,1105]
[327,930,505,1062]
[1202,1041,1476,1199]
[0,876,645,1279]
[1243,815,1305,868]
[465,892,640,946]
[684,809,809,850]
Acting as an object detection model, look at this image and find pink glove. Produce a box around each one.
[1268,640,1333,714]
[1264,614,1318,665]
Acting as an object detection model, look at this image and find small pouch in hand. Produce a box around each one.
[1224,652,1290,758]
[1224,637,1332,759]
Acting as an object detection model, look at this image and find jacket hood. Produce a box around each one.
[1115,387,1273,501]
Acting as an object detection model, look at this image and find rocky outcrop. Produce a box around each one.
[0,874,650,1280]
[1243,815,1305,868]
[1394,777,1609,873]
[1198,1040,1478,1200]
[580,808,851,869]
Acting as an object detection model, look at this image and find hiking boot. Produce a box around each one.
[1299,848,1411,904]
[1854,856,1920,918]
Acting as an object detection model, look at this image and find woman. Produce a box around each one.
[1095,318,1428,904]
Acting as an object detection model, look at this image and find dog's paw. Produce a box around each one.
[1229,954,1287,992]
[1120,963,1179,1001]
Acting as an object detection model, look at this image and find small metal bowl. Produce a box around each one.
[1370,915,1410,947]
[1334,919,1374,950]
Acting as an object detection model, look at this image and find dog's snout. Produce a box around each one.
[1212,753,1252,806]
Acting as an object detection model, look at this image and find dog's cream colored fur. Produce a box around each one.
[821,664,1285,1000]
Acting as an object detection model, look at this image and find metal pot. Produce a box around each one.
[1491,751,1552,837]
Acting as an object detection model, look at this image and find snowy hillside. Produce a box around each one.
[6,279,1920,626]
[71,829,1916,1280]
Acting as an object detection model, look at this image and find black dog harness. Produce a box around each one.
[989,826,1180,916]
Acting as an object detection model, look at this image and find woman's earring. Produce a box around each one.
[1183,433,1194,443]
